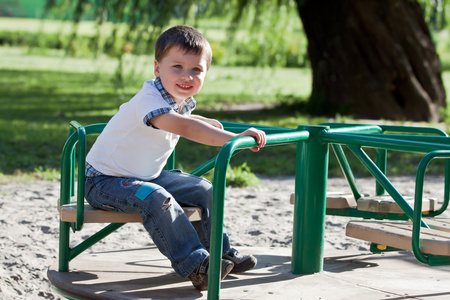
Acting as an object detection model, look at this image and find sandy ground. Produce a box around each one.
[1,175,449,299]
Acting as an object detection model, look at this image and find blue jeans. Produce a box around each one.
[85,169,231,278]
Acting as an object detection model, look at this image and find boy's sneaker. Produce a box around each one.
[223,248,257,274]
[188,257,234,291]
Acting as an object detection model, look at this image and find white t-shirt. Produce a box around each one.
[86,79,194,181]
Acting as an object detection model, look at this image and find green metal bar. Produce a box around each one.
[327,125,382,134]
[443,160,450,214]
[69,126,76,198]
[348,145,428,228]
[208,141,236,300]
[190,156,217,177]
[76,126,86,231]
[376,149,387,196]
[379,125,448,136]
[325,125,381,199]
[292,126,329,274]
[322,132,450,153]
[375,124,448,194]
[84,123,107,135]
[321,123,382,133]
[324,124,448,197]
[331,144,363,200]
[370,243,404,253]
[207,129,310,300]
[364,133,450,145]
[69,223,126,261]
[427,255,450,266]
[189,150,244,177]
[413,151,450,265]
[58,221,70,272]
[423,158,450,218]
[59,124,83,272]
[58,122,109,272]
[322,123,448,137]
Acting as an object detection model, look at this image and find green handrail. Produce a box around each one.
[321,132,450,154]
[207,128,310,300]
[414,151,450,265]
[322,123,448,137]
[59,122,116,271]
[322,123,448,197]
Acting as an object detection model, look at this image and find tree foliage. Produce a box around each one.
[419,0,450,30]
[44,0,449,120]
[44,0,450,69]
[44,1,299,60]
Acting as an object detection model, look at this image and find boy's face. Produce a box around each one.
[154,46,208,104]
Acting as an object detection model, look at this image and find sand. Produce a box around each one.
[0,175,448,299]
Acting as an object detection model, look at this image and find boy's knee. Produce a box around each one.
[197,178,213,194]
[162,197,172,211]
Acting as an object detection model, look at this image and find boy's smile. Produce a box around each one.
[154,46,208,104]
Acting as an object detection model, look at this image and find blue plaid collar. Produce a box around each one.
[154,77,196,114]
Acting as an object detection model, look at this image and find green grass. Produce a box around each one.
[2,15,450,182]
[0,46,316,180]
[2,51,448,182]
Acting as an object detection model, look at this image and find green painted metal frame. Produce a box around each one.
[321,123,450,219]
[57,121,450,300]
[208,123,450,299]
[207,125,310,299]
[59,121,124,272]
[59,121,194,273]
[414,151,450,265]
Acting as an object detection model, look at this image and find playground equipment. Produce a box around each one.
[48,121,450,300]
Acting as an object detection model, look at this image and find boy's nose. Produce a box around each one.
[182,71,193,81]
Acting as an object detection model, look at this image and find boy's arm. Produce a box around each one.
[189,114,223,129]
[150,112,266,151]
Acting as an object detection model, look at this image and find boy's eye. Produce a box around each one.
[173,65,182,69]
[193,67,202,73]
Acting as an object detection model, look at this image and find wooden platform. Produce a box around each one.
[47,246,450,300]
[356,195,436,214]
[290,193,437,214]
[58,201,202,223]
[346,219,450,256]
[290,192,357,209]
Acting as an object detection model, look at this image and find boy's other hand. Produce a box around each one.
[237,128,267,152]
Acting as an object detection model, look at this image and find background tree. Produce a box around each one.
[45,0,447,122]
[296,0,446,122]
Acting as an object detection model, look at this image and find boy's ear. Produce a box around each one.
[154,59,160,77]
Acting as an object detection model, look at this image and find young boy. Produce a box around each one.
[84,25,266,290]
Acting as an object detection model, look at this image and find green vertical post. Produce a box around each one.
[292,126,329,274]
[331,144,363,200]
[376,149,387,196]
[207,141,235,300]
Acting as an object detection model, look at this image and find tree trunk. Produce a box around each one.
[296,0,446,122]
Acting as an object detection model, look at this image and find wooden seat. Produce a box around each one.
[56,122,204,274]
[58,201,202,223]
[356,195,436,214]
[346,219,450,256]
[290,192,357,209]
[420,218,450,233]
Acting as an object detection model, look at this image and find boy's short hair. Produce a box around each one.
[155,25,212,69]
